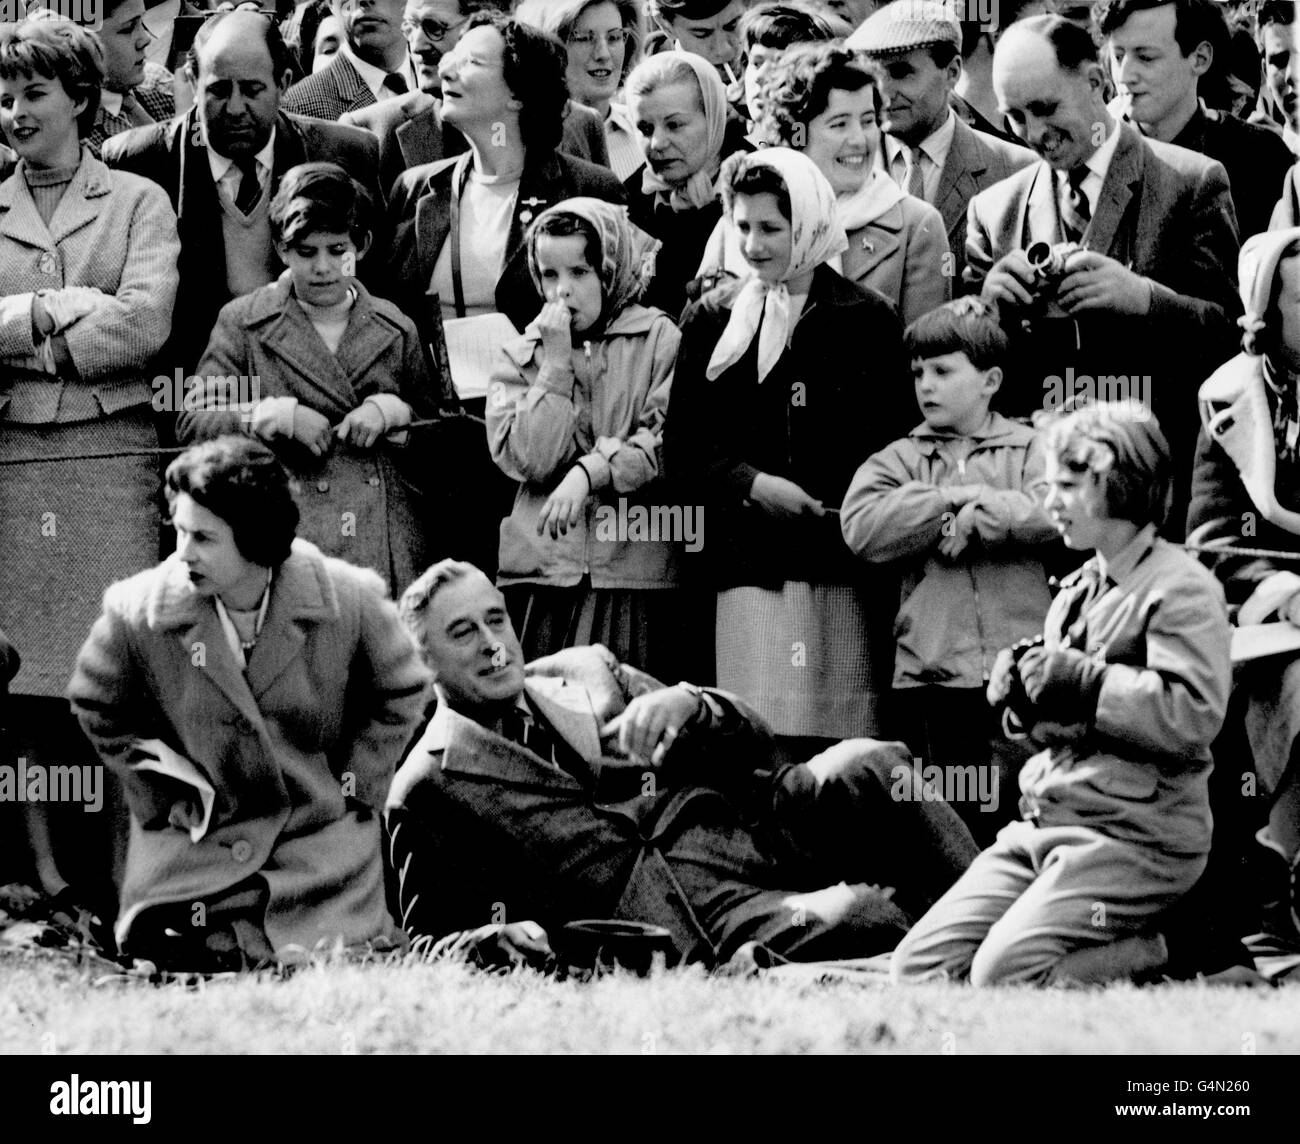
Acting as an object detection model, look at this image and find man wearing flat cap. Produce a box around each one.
[848,0,1034,286]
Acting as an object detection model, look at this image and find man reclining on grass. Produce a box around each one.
[387,559,981,970]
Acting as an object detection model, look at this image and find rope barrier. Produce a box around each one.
[4,426,1300,563]
[0,415,484,467]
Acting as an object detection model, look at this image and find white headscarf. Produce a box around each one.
[631,50,728,212]
[706,148,847,384]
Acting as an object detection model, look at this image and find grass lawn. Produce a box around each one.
[2,948,1297,1055]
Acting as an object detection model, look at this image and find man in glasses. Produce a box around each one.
[283,0,421,120]
[342,0,609,195]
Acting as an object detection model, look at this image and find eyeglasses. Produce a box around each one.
[568,28,629,52]
[401,16,468,43]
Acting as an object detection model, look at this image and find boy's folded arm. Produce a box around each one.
[969,488,1057,546]
[1091,584,1232,760]
[841,450,953,561]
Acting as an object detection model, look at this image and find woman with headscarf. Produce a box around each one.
[487,197,697,682]
[623,49,748,318]
[701,42,950,328]
[664,148,913,753]
[1188,226,1300,943]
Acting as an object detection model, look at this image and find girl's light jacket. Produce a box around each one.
[487,303,683,590]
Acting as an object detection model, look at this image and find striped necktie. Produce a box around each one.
[905,145,926,200]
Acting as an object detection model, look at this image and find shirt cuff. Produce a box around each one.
[1240,570,1300,625]
[363,393,412,431]
[251,396,298,439]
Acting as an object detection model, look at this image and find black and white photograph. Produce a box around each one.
[0,0,1297,1099]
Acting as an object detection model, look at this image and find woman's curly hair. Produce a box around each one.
[756,42,882,148]
[464,11,570,155]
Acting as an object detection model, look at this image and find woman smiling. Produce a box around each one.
[515,0,647,181]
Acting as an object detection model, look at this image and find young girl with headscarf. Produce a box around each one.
[1189,226,1300,943]
[624,50,751,319]
[665,147,912,754]
[487,198,696,683]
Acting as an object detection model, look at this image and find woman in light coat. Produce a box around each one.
[0,19,179,918]
[69,437,430,968]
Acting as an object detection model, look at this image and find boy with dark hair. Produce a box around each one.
[841,297,1058,844]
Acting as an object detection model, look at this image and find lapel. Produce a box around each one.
[1022,161,1059,247]
[330,54,376,116]
[268,113,307,203]
[243,541,337,702]
[935,119,986,240]
[148,556,263,728]
[0,149,111,248]
[505,153,568,281]
[413,159,456,285]
[436,702,586,792]
[396,97,449,168]
[176,109,228,282]
[1086,122,1143,260]
[845,205,904,281]
[246,278,400,413]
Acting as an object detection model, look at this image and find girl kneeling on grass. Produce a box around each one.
[487,197,697,683]
[892,401,1231,987]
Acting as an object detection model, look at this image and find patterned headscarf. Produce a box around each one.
[707,148,847,384]
[526,197,660,324]
[629,50,728,212]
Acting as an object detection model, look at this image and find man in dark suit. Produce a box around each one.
[385,561,980,968]
[283,0,420,121]
[848,1,1035,288]
[102,11,384,377]
[341,0,608,197]
[1097,0,1295,240]
[966,14,1241,529]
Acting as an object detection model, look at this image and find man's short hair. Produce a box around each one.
[399,559,484,664]
[739,2,837,52]
[1094,0,1229,62]
[165,436,300,567]
[1258,0,1296,32]
[1011,12,1101,70]
[1040,401,1173,527]
[904,296,1009,372]
[187,10,299,84]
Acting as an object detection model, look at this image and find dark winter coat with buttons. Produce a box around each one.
[68,539,430,957]
[178,276,439,595]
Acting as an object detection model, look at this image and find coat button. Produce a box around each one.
[316,480,329,492]
[39,252,56,274]
[230,839,254,863]
[367,476,380,487]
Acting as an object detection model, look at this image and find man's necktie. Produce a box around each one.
[382,72,408,96]
[1061,166,1091,243]
[233,156,261,215]
[905,145,926,201]
[500,707,555,765]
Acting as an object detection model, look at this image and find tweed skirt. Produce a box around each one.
[0,410,163,697]
[715,581,890,739]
